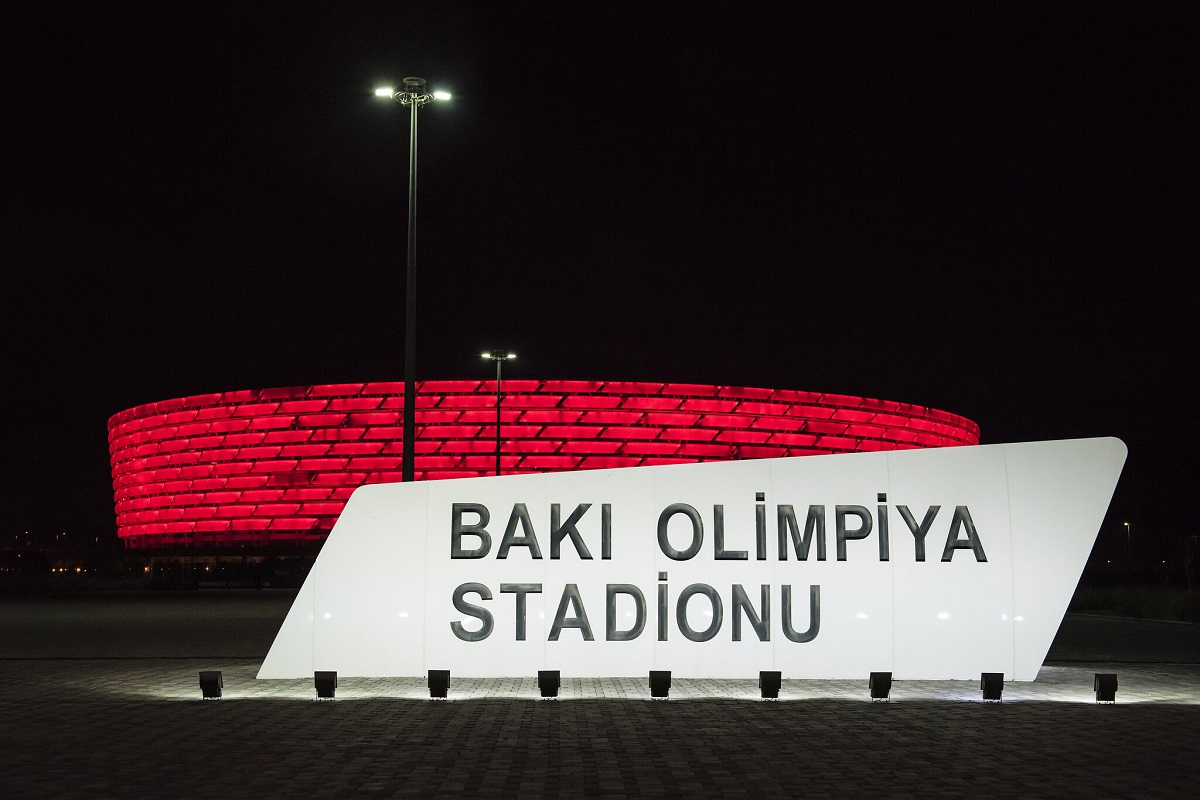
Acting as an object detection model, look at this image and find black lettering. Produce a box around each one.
[605,584,646,641]
[732,584,770,642]
[676,583,722,642]
[898,505,940,561]
[497,503,542,559]
[941,506,987,562]
[500,583,542,641]
[451,503,491,558]
[713,505,747,560]
[778,505,827,561]
[549,503,593,559]
[549,584,594,641]
[835,505,872,561]
[450,582,493,641]
[781,584,820,643]
[658,503,703,560]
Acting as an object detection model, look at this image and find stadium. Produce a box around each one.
[108,380,980,549]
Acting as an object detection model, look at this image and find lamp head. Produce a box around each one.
[374,78,448,106]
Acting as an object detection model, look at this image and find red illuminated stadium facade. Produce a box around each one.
[108,381,980,549]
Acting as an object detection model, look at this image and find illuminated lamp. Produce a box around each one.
[374,76,451,483]
[199,670,223,700]
[482,350,517,476]
[759,670,782,700]
[314,670,337,700]
[428,669,451,699]
[869,671,892,701]
[538,670,561,698]
[1094,673,1118,703]
[649,670,671,699]
[981,672,1004,702]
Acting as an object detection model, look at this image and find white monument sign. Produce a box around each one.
[259,437,1125,681]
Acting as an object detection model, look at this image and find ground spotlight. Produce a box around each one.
[981,672,1004,702]
[538,670,561,698]
[1094,673,1118,703]
[199,670,223,700]
[759,670,781,699]
[649,670,671,699]
[314,670,337,699]
[429,669,451,699]
[869,671,892,701]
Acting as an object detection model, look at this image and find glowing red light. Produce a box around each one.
[109,380,980,548]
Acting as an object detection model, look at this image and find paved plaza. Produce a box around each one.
[1,590,1197,798]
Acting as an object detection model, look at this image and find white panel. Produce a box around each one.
[1005,438,1127,679]
[257,438,1125,681]
[765,452,894,678]
[890,444,1013,679]
[308,484,429,676]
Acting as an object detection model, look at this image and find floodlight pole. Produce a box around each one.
[403,84,419,483]
[482,350,515,476]
[494,355,502,476]
[378,78,450,482]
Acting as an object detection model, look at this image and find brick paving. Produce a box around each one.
[1,591,1197,799]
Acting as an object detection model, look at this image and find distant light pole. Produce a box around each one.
[1124,521,1132,563]
[376,78,451,482]
[482,350,516,476]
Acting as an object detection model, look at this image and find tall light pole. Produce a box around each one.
[482,350,516,476]
[1124,521,1132,563]
[376,78,451,482]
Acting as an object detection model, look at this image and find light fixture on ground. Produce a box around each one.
[375,78,451,482]
[538,670,561,698]
[649,670,671,699]
[981,672,1004,702]
[199,670,223,700]
[429,669,450,699]
[314,670,337,699]
[869,671,892,701]
[1094,673,1118,703]
[481,350,516,476]
[759,670,782,700]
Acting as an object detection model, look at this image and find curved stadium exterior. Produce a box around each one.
[108,380,980,549]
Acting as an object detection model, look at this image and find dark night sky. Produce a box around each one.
[2,2,1196,559]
